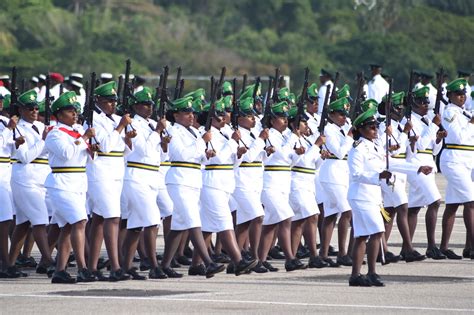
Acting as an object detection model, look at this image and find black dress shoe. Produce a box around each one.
[385,251,401,263]
[109,268,130,282]
[7,266,28,278]
[308,256,329,268]
[92,270,109,281]
[176,255,192,266]
[336,255,353,266]
[367,273,385,287]
[348,274,371,287]
[170,257,182,268]
[188,264,206,276]
[296,245,310,259]
[241,250,253,261]
[77,268,96,282]
[97,258,110,271]
[262,261,279,272]
[52,270,76,284]
[16,255,37,268]
[404,250,426,263]
[426,247,446,260]
[139,258,152,271]
[212,253,231,263]
[285,258,307,272]
[235,259,258,276]
[323,257,340,267]
[462,248,470,259]
[226,262,234,274]
[440,249,462,260]
[252,261,268,273]
[328,245,339,256]
[268,246,286,260]
[36,264,48,274]
[0,271,9,278]
[205,262,225,278]
[150,266,169,279]
[126,267,146,280]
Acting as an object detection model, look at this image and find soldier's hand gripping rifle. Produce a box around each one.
[385,79,393,185]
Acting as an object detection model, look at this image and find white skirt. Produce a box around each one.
[314,172,326,205]
[157,187,174,218]
[200,186,234,233]
[87,179,123,218]
[320,183,351,217]
[289,189,319,221]
[407,172,441,208]
[49,188,87,228]
[349,199,385,238]
[261,189,294,225]
[0,184,14,222]
[167,184,202,230]
[12,182,49,226]
[122,180,160,229]
[229,195,238,213]
[233,188,264,225]
[381,173,408,208]
[440,161,474,204]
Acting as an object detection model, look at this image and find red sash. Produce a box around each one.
[58,127,81,139]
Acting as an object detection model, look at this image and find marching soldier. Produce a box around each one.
[317,70,334,115]
[367,64,389,103]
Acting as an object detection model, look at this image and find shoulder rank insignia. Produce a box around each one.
[353,140,362,148]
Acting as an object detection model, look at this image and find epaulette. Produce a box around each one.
[353,140,362,148]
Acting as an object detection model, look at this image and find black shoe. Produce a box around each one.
[226,262,234,274]
[176,255,191,266]
[241,250,253,261]
[399,250,406,261]
[170,257,182,268]
[36,264,48,274]
[77,268,96,282]
[156,253,164,261]
[139,258,151,271]
[0,271,9,278]
[52,270,76,284]
[296,245,310,259]
[162,266,182,278]
[150,266,169,279]
[426,247,447,260]
[109,268,130,282]
[47,266,55,278]
[385,251,401,263]
[212,253,231,264]
[188,264,207,276]
[462,248,470,259]
[268,246,286,260]
[328,245,339,256]
[308,256,329,268]
[67,253,76,267]
[235,259,258,276]
[348,274,371,287]
[323,257,340,267]
[405,250,426,263]
[183,246,193,259]
[92,270,109,281]
[97,258,110,271]
[262,261,279,272]
[126,267,146,280]
[7,266,28,278]
[285,258,307,272]
[336,255,353,266]
[252,261,268,273]
[16,255,37,268]
[367,273,385,287]
[205,262,225,279]
[440,249,462,260]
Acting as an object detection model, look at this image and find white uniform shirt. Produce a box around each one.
[290,135,321,193]
[44,123,89,192]
[318,80,333,115]
[234,127,265,193]
[378,119,409,158]
[368,74,389,103]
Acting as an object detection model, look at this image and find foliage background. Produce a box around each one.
[0,0,473,91]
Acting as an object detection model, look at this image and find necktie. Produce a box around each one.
[186,127,197,138]
[220,131,229,140]
[250,132,256,139]
[0,119,6,127]
[397,124,403,133]
[149,123,155,131]
[32,125,40,134]
[421,117,429,126]
[106,114,115,122]
[340,129,345,136]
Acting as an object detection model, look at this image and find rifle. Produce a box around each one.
[59,83,64,95]
[271,68,280,103]
[9,66,19,118]
[116,75,124,106]
[205,77,217,132]
[178,79,185,98]
[241,74,247,95]
[385,78,393,184]
[261,76,274,130]
[405,70,415,120]
[216,67,226,99]
[294,68,310,128]
[173,66,182,100]
[329,71,340,102]
[252,76,261,113]
[350,71,365,120]
[231,78,238,130]
[434,68,446,131]
[85,72,97,131]
[20,79,26,93]
[159,66,169,120]
[44,74,52,126]
[122,59,132,114]
[318,84,332,134]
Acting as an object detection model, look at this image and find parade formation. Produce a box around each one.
[0,62,472,288]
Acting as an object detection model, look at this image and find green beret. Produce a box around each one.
[223,95,232,112]
[239,83,261,100]
[278,87,290,101]
[51,91,80,113]
[413,86,430,99]
[170,96,193,112]
[94,81,117,99]
[287,93,296,105]
[238,97,256,115]
[382,91,405,107]
[271,101,289,117]
[307,83,318,100]
[361,99,378,112]
[2,94,11,109]
[184,88,206,102]
[329,97,350,115]
[18,89,38,107]
[222,81,233,95]
[131,86,154,105]
[215,98,226,113]
[336,84,350,99]
[353,107,378,129]
[446,78,467,93]
[288,106,309,121]
[192,99,203,113]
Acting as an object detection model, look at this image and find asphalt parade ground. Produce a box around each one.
[0,175,472,314]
